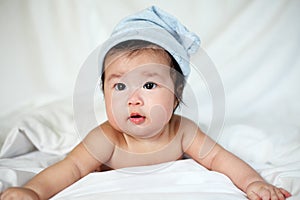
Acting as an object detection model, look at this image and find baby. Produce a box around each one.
[0,6,291,200]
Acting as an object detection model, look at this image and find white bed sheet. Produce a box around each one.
[1,0,300,199]
[52,159,247,200]
[0,151,64,192]
[51,158,300,200]
[1,152,299,199]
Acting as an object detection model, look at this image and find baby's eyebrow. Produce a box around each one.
[106,71,164,82]
[142,71,161,78]
[106,73,123,82]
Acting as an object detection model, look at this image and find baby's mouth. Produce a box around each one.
[129,113,146,125]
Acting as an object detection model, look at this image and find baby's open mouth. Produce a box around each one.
[129,113,146,124]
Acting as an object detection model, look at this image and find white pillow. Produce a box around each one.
[0,98,80,158]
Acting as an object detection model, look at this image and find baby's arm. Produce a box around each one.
[0,143,101,200]
[182,120,291,200]
[0,126,113,200]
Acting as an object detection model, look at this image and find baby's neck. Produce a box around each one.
[121,124,172,153]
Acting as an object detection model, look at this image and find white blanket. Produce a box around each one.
[0,0,300,199]
[52,159,246,200]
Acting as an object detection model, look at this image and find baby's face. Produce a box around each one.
[103,50,176,139]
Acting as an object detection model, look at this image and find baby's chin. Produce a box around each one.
[120,121,167,139]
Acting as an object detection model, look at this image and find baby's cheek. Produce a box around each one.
[149,104,170,126]
[106,100,123,129]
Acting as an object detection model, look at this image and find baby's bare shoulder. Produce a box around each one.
[81,121,118,163]
[168,115,199,140]
[171,114,198,130]
[96,121,121,143]
[82,121,120,146]
[171,114,202,140]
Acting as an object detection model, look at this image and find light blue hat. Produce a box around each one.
[99,6,201,78]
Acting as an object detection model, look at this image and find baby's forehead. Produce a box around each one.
[107,44,170,59]
[104,47,172,70]
[107,61,172,79]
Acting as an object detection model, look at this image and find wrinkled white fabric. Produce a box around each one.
[0,0,299,199]
[52,159,246,200]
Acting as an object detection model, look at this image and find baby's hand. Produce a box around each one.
[246,181,291,200]
[0,187,39,200]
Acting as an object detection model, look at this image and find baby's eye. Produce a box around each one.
[143,82,157,90]
[114,83,126,91]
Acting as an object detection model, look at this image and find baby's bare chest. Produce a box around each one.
[105,136,184,169]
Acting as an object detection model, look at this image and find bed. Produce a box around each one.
[0,0,299,199]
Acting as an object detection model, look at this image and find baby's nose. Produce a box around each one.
[128,89,143,106]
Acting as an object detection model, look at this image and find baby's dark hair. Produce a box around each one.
[101,40,185,110]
